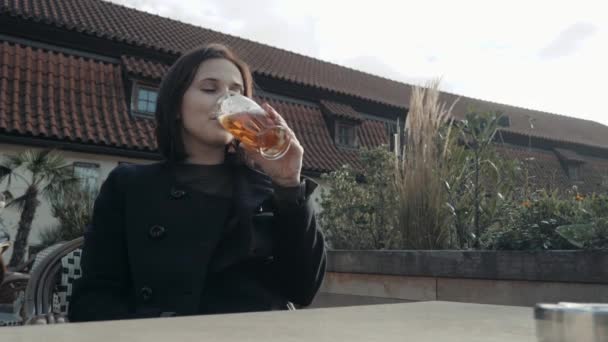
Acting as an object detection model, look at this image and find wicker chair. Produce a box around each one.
[0,274,28,327]
[20,236,296,324]
[22,237,84,324]
[0,231,28,327]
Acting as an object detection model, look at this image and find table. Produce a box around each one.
[0,301,536,341]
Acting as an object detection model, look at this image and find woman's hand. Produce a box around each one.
[241,103,303,187]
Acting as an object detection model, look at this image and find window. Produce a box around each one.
[498,115,510,127]
[336,122,357,147]
[385,121,406,153]
[385,122,398,151]
[132,84,158,115]
[567,164,581,181]
[73,162,100,193]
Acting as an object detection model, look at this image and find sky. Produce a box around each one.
[108,0,608,126]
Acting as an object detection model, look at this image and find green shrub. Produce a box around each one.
[481,191,607,250]
[36,189,96,248]
[318,146,401,250]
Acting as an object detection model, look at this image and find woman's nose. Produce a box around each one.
[219,87,238,97]
[216,89,239,105]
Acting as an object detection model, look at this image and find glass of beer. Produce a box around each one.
[214,92,291,160]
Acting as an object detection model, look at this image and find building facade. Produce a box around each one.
[0,0,607,259]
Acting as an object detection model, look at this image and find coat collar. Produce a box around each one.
[161,159,274,215]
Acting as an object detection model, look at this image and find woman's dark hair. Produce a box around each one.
[155,43,254,163]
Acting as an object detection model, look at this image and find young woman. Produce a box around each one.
[68,44,326,322]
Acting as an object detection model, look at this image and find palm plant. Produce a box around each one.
[0,149,78,267]
[37,188,96,249]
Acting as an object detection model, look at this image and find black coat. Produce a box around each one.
[68,161,326,322]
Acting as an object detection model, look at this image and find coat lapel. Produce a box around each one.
[124,162,276,315]
[206,164,275,272]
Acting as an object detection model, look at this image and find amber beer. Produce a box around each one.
[215,93,290,160]
[218,112,289,160]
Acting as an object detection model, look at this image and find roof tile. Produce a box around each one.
[0,41,156,151]
[121,55,168,80]
[496,145,608,194]
[0,42,389,172]
[319,100,364,122]
[554,148,585,163]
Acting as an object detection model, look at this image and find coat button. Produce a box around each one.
[170,187,186,199]
[140,286,153,302]
[148,225,166,239]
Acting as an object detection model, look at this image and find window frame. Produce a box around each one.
[497,115,510,127]
[73,162,101,193]
[131,82,159,117]
[385,121,398,151]
[335,120,358,148]
[567,163,581,181]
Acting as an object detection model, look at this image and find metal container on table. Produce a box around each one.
[535,302,608,342]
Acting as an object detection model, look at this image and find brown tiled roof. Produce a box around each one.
[0,41,388,173]
[553,148,586,163]
[0,0,410,108]
[121,55,168,80]
[319,100,364,122]
[496,145,608,194]
[1,40,605,184]
[3,0,607,151]
[438,92,608,150]
[264,97,387,172]
[358,120,389,148]
[0,41,156,151]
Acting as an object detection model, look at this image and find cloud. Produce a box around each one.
[339,55,461,93]
[105,0,608,126]
[341,55,412,82]
[539,22,598,59]
[107,0,321,57]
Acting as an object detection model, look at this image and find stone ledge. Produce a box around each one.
[317,271,608,307]
[327,250,608,284]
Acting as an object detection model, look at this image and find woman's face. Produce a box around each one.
[180,58,245,152]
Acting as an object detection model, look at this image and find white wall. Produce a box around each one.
[309,177,329,215]
[0,143,152,262]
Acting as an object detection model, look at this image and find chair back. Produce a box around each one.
[23,237,84,323]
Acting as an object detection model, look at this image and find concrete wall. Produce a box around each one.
[327,250,608,284]
[313,250,608,308]
[316,272,608,307]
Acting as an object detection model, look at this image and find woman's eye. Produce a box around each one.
[201,88,216,93]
